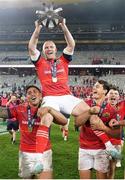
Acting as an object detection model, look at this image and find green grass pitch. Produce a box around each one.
[0,117,124,179]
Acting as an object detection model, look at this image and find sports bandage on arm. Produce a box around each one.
[30,49,41,62]
[63,48,74,55]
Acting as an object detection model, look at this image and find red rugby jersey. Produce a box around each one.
[9,103,51,153]
[7,102,17,122]
[79,99,117,149]
[109,102,123,145]
[1,97,8,107]
[117,100,125,120]
[34,54,71,97]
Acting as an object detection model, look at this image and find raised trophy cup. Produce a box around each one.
[36,3,63,29]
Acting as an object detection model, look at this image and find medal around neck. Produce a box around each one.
[28,119,35,132]
[52,77,57,82]
[36,3,63,29]
[28,123,33,132]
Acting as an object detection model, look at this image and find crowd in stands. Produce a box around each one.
[0,69,125,103]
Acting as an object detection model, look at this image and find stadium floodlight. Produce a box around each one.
[36,3,63,29]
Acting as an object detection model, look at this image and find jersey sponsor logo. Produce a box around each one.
[44,70,51,74]
[102,112,110,118]
[44,68,64,74]
[22,120,40,126]
[57,69,64,73]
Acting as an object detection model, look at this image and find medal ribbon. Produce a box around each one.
[27,105,39,130]
[98,100,107,117]
[116,114,120,121]
[51,60,57,79]
[91,100,107,117]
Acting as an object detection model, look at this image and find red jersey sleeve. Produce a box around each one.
[8,106,18,119]
[117,101,125,120]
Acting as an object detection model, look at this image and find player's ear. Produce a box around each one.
[55,47,57,53]
[42,49,45,56]
[104,89,108,95]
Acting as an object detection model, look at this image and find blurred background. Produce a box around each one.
[0,0,125,65]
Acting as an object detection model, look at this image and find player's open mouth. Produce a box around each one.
[111,97,116,100]
[93,91,97,94]
[47,50,53,55]
[31,97,36,101]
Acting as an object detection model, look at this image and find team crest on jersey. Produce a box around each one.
[56,59,60,64]
[102,112,110,118]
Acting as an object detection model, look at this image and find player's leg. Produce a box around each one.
[116,144,122,167]
[107,159,116,179]
[38,171,53,179]
[58,95,90,126]
[11,129,16,144]
[63,118,70,141]
[72,100,90,117]
[90,115,121,160]
[18,151,43,179]
[79,170,92,179]
[7,121,13,143]
[40,96,67,125]
[12,120,19,144]
[78,148,93,179]
[61,117,70,141]
[38,149,53,179]
[94,149,109,179]
[108,144,122,178]
[96,170,108,179]
[36,113,53,153]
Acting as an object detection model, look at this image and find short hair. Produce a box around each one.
[109,84,119,93]
[98,80,110,94]
[42,40,56,51]
[26,85,41,93]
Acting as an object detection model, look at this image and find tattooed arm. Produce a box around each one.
[0,107,9,119]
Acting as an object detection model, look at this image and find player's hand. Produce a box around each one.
[109,119,119,128]
[90,106,100,114]
[35,20,43,29]
[59,18,66,28]
[37,107,51,117]
[90,115,105,130]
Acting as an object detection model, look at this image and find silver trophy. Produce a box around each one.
[36,3,63,29]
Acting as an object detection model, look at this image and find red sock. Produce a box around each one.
[36,125,49,153]
[93,130,110,144]
[61,127,64,132]
[64,130,68,137]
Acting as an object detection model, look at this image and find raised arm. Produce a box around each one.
[28,21,42,57]
[59,18,75,54]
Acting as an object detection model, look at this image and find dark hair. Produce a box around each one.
[26,85,41,93]
[98,80,110,94]
[109,84,119,92]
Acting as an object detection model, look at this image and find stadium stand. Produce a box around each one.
[0,50,125,65]
[0,68,124,100]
